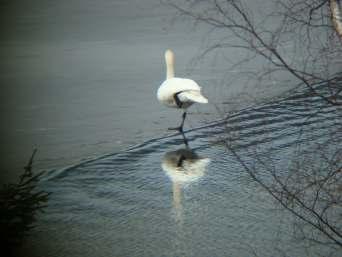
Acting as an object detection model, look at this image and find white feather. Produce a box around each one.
[157,50,208,109]
[177,90,209,104]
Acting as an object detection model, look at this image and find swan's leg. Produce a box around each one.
[168,111,187,133]
[168,111,189,146]
[179,111,187,132]
[180,130,189,147]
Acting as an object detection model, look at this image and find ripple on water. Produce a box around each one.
[29,88,341,257]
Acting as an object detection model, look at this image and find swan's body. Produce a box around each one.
[157,49,208,131]
[157,78,208,109]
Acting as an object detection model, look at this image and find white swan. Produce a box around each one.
[157,49,208,132]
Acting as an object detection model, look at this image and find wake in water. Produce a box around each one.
[25,85,341,257]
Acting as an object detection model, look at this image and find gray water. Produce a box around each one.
[0,0,292,182]
[20,87,341,257]
[1,1,341,256]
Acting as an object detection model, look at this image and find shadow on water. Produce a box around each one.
[24,85,341,257]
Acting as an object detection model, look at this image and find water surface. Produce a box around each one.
[0,0,293,181]
[1,1,340,255]
[23,87,341,257]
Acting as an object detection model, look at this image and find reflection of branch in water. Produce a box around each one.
[162,145,210,222]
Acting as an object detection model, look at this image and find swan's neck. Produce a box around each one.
[165,49,175,79]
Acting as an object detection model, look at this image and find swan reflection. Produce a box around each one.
[162,148,210,183]
[162,144,210,222]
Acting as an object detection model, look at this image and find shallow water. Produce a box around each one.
[23,88,341,257]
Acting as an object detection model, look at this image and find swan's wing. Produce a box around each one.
[178,90,208,104]
[157,78,200,98]
[157,78,208,107]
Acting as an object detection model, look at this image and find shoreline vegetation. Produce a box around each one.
[0,150,50,257]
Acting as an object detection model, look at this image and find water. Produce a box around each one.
[0,0,212,180]
[21,87,341,257]
[0,0,292,182]
[1,0,341,256]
